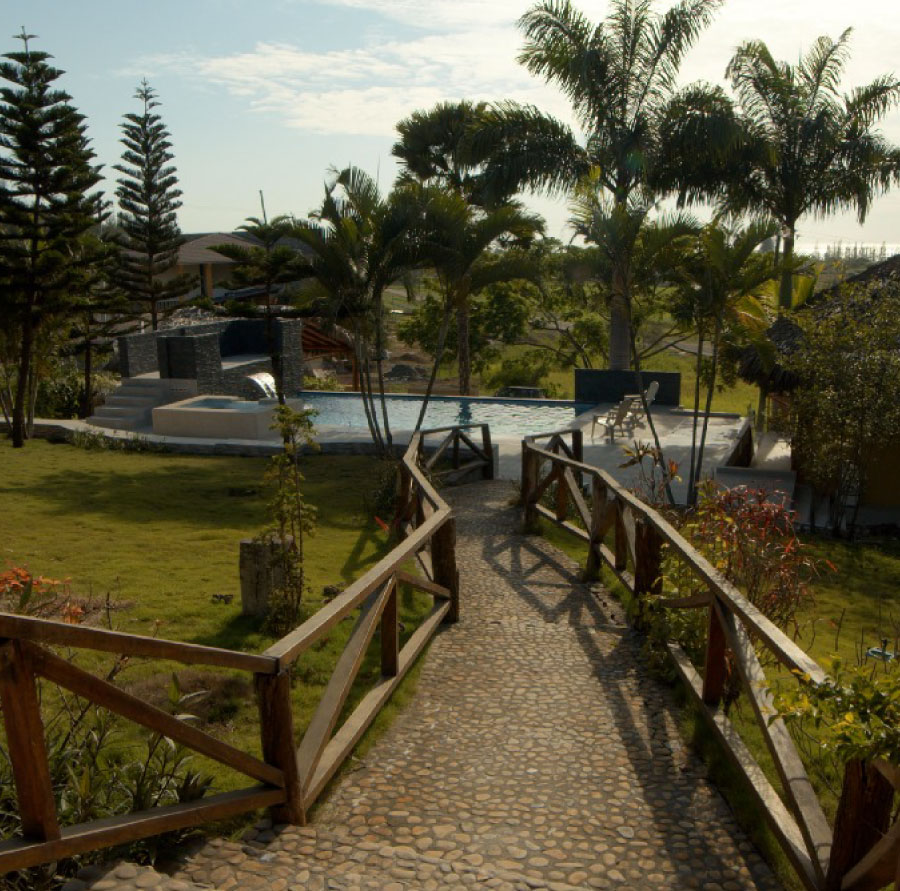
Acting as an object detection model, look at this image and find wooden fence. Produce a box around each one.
[0,424,484,874]
[522,429,900,891]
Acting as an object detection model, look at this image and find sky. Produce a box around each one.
[6,0,900,254]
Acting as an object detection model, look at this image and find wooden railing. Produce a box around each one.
[0,425,477,873]
[522,429,900,891]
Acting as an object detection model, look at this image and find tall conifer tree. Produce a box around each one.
[0,30,102,447]
[114,81,189,329]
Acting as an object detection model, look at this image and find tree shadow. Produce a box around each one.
[470,502,778,888]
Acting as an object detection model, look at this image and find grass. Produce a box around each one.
[0,438,434,797]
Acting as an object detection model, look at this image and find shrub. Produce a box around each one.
[647,484,824,705]
[0,568,212,889]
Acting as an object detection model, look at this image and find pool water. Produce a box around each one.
[190,397,271,412]
[296,392,593,437]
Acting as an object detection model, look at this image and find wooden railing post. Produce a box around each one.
[452,429,460,470]
[554,465,568,521]
[431,518,459,623]
[584,478,604,579]
[702,603,727,706]
[521,443,538,530]
[395,463,411,532]
[614,501,628,571]
[571,428,583,463]
[633,519,663,627]
[0,640,59,842]
[256,669,305,825]
[826,759,894,891]
[481,424,494,479]
[381,582,399,676]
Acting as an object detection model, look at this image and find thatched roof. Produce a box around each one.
[737,253,900,393]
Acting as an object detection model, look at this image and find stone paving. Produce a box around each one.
[73,481,781,890]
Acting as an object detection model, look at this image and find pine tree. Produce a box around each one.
[114,81,190,329]
[0,30,102,447]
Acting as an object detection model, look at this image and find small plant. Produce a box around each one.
[0,570,213,889]
[260,404,318,634]
[302,373,341,391]
[620,440,680,508]
[775,658,900,796]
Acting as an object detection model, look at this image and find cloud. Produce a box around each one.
[137,24,573,138]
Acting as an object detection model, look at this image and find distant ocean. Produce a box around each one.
[807,242,900,259]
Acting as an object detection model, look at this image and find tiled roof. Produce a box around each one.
[178,233,258,266]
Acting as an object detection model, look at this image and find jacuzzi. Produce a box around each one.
[152,395,278,440]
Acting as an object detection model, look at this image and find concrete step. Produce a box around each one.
[92,405,141,418]
[85,415,143,431]
[103,394,159,408]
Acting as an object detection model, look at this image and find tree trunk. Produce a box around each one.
[373,289,392,449]
[755,383,767,432]
[150,298,159,331]
[415,296,453,431]
[778,225,795,313]
[687,331,704,505]
[11,311,33,448]
[608,267,631,371]
[695,314,722,496]
[456,295,471,395]
[630,332,675,507]
[81,331,93,419]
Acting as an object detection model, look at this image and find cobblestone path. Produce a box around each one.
[71,481,780,891]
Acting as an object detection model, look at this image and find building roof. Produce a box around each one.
[178,233,258,267]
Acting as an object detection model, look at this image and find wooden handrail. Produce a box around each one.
[0,613,279,674]
[0,422,476,874]
[520,430,899,891]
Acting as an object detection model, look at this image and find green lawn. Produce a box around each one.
[0,439,431,798]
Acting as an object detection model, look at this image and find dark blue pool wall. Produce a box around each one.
[574,370,681,406]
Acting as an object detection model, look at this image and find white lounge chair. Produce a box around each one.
[591,398,638,442]
[625,380,659,422]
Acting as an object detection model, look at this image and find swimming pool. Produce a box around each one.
[295,392,594,437]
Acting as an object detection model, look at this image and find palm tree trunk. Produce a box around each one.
[630,331,675,507]
[755,384,768,432]
[608,261,632,371]
[415,296,454,431]
[456,296,471,395]
[694,315,722,496]
[373,289,392,449]
[353,328,381,451]
[778,225,795,312]
[687,331,704,506]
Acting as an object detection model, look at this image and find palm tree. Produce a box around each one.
[469,0,724,370]
[569,184,698,504]
[671,220,775,504]
[394,102,544,394]
[409,185,544,414]
[292,167,423,452]
[212,215,301,403]
[721,30,900,311]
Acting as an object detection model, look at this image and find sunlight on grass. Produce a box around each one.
[0,439,436,795]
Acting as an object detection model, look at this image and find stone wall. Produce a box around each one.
[117,317,304,397]
[118,331,160,378]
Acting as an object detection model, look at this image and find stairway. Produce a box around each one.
[87,378,192,432]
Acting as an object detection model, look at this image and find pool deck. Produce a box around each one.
[56,401,749,505]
